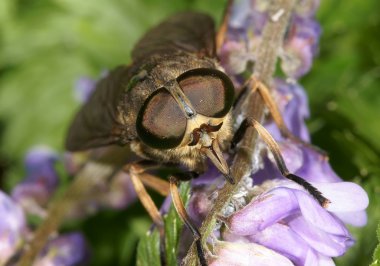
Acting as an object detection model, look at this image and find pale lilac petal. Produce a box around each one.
[304,249,319,266]
[281,37,313,79]
[316,254,336,266]
[313,182,369,212]
[11,183,48,217]
[12,146,60,215]
[280,141,304,173]
[228,188,298,235]
[103,171,137,209]
[75,77,96,103]
[295,0,320,18]
[334,210,367,227]
[292,17,321,55]
[288,216,351,257]
[283,84,311,140]
[22,146,59,190]
[248,223,312,266]
[295,148,341,183]
[187,187,214,227]
[265,80,310,142]
[210,241,294,266]
[0,191,27,265]
[229,0,252,28]
[35,233,89,266]
[294,190,350,236]
[63,152,88,176]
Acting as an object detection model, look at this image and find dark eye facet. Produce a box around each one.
[177,68,234,118]
[136,88,187,149]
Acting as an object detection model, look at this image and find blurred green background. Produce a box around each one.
[0,0,379,265]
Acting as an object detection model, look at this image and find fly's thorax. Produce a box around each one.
[147,53,219,86]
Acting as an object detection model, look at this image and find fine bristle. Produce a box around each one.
[286,173,330,207]
[224,173,236,185]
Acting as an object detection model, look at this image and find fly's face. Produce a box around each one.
[136,68,235,178]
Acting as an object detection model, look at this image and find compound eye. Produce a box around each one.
[177,68,234,118]
[136,88,187,149]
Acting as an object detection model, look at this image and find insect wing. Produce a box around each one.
[66,66,134,151]
[132,12,216,61]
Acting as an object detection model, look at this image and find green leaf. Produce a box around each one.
[136,182,191,266]
[136,230,161,266]
[370,223,380,266]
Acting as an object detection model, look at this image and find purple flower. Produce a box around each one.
[34,232,89,266]
[281,16,321,79]
[74,71,108,103]
[11,146,59,217]
[224,179,367,265]
[295,0,320,18]
[74,77,97,103]
[101,171,137,210]
[265,79,311,142]
[210,241,293,266]
[0,191,27,265]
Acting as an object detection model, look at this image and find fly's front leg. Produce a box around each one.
[169,176,208,266]
[231,118,330,207]
[123,162,170,266]
[216,0,234,53]
[234,77,325,153]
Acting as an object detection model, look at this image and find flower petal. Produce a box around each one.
[248,223,313,266]
[228,188,298,235]
[315,253,336,266]
[334,210,367,227]
[0,191,27,265]
[294,190,350,236]
[288,216,351,257]
[12,146,60,213]
[210,241,294,266]
[314,182,369,212]
[295,148,341,183]
[35,233,89,266]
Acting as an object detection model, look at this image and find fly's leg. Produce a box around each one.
[216,0,234,53]
[231,118,330,207]
[124,163,170,266]
[127,161,170,197]
[238,78,326,153]
[169,176,208,266]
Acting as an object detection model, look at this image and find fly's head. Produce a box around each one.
[135,68,235,182]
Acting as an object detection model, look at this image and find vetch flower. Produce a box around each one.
[34,232,89,266]
[209,241,294,266]
[224,179,367,263]
[74,77,96,103]
[0,191,27,265]
[265,79,311,142]
[11,146,59,218]
[281,16,321,79]
[211,142,368,266]
[101,171,137,210]
[295,0,320,18]
[74,71,108,103]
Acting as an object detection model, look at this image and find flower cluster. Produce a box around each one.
[186,0,369,265]
[0,147,90,265]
